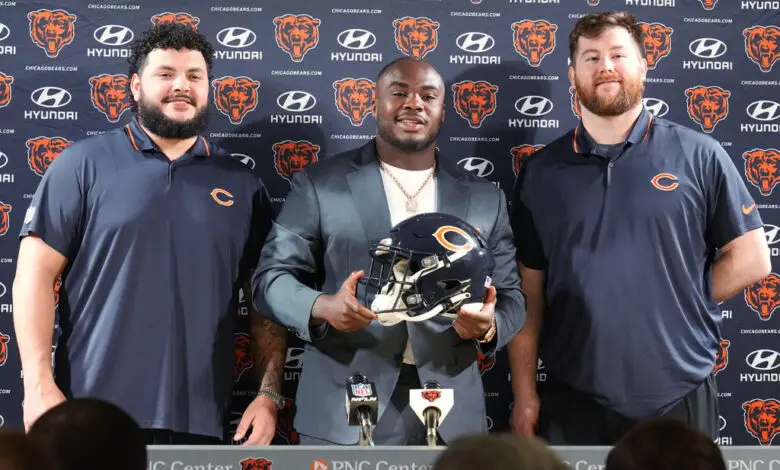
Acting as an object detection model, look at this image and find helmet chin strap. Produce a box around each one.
[372,249,472,326]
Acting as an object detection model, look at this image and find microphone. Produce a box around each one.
[345,372,379,447]
[409,380,455,447]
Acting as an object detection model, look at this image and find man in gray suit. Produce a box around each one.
[252,57,526,445]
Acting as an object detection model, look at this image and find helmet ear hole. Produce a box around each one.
[437,279,464,291]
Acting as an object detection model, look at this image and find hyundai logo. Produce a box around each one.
[458,157,494,177]
[337,29,376,50]
[0,152,7,170]
[30,87,71,108]
[537,358,545,370]
[746,100,780,122]
[277,91,317,113]
[642,97,670,117]
[0,282,5,298]
[486,416,494,430]
[285,347,305,369]
[515,95,554,117]
[719,415,726,431]
[456,32,495,53]
[216,27,256,49]
[0,415,4,428]
[745,349,780,371]
[231,153,255,170]
[689,38,727,59]
[765,224,780,245]
[93,25,134,46]
[0,23,9,42]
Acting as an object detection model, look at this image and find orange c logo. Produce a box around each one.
[433,225,474,252]
[651,173,678,191]
[211,188,234,206]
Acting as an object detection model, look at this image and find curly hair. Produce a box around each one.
[126,23,215,111]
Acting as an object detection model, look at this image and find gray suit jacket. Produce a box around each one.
[252,140,526,444]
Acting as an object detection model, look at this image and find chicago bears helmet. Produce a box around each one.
[358,212,495,326]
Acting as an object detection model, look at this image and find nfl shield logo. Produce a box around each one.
[351,383,372,397]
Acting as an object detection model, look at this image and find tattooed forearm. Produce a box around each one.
[245,281,287,393]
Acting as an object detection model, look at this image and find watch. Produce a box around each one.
[478,314,497,343]
[257,389,285,410]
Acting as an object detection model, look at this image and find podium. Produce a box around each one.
[146,446,780,470]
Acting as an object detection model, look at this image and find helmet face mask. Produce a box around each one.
[357,213,495,326]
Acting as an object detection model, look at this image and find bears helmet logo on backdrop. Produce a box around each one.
[273,140,321,184]
[742,26,780,73]
[27,9,76,58]
[742,399,780,446]
[26,137,73,177]
[685,85,731,134]
[451,80,499,129]
[393,16,440,59]
[638,22,673,70]
[212,76,261,125]
[0,72,13,108]
[743,148,780,197]
[89,74,132,124]
[332,78,376,126]
[511,20,558,67]
[150,12,200,31]
[744,273,780,322]
[274,14,321,63]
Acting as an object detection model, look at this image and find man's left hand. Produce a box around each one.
[234,394,278,445]
[454,285,496,340]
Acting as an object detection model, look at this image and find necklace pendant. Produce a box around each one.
[405,199,418,213]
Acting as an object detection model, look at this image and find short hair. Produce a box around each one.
[606,418,726,470]
[0,429,61,470]
[126,23,215,111]
[568,11,644,65]
[433,434,568,470]
[28,398,147,470]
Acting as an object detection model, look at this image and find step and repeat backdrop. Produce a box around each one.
[0,0,778,446]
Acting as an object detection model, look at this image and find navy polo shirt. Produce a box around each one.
[19,117,273,438]
[511,107,763,419]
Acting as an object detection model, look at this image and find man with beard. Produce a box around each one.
[507,11,770,445]
[252,57,526,445]
[12,24,285,445]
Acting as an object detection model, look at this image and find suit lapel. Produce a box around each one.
[436,153,470,223]
[347,142,393,244]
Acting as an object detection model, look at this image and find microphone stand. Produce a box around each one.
[359,411,375,447]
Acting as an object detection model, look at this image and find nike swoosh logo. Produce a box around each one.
[743,203,756,215]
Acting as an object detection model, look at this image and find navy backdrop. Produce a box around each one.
[0,0,778,446]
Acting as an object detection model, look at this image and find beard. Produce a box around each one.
[376,115,441,152]
[136,91,210,139]
[575,73,644,117]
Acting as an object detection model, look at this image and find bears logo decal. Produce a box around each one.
[743,25,780,73]
[743,148,780,197]
[744,273,780,322]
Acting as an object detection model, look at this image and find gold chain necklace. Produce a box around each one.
[379,159,436,213]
